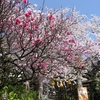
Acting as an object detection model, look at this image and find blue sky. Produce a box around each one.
[29,0,100,17]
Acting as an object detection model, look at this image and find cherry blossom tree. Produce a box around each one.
[40,9,100,89]
[1,1,100,94]
[0,0,80,87]
[0,0,32,88]
[36,12,100,99]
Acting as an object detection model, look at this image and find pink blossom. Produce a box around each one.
[10,26,14,31]
[13,7,19,12]
[25,10,32,17]
[32,25,38,30]
[34,38,41,43]
[31,17,34,21]
[25,13,29,17]
[6,21,11,25]
[36,63,40,67]
[79,63,83,68]
[24,20,29,27]
[19,23,23,27]
[26,27,29,30]
[67,32,71,35]
[22,0,27,4]
[42,62,49,69]
[24,23,28,27]
[15,18,21,24]
[27,10,32,15]
[48,14,54,20]
[75,57,79,61]
[50,23,55,28]
[69,39,75,43]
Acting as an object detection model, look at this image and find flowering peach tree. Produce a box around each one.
[0,0,77,86]
[41,10,99,88]
[0,0,100,90]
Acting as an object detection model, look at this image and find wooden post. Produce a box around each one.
[77,70,83,87]
[77,71,89,100]
[25,81,30,92]
[38,82,43,99]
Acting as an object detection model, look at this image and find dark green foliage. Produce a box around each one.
[0,84,40,100]
[87,75,100,100]
[55,84,78,100]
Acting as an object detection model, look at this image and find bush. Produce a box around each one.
[0,83,40,100]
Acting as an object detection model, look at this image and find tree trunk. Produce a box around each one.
[77,70,83,87]
[38,82,43,99]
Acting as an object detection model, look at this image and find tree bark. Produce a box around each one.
[77,70,83,87]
